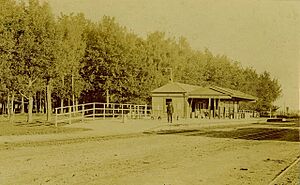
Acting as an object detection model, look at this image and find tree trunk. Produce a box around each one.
[68,98,71,114]
[35,92,38,114]
[61,75,64,113]
[41,99,44,114]
[10,92,14,123]
[60,99,64,113]
[21,96,25,114]
[2,101,5,115]
[28,96,33,123]
[27,79,33,123]
[75,98,78,112]
[46,80,52,122]
[106,89,109,104]
[72,74,75,114]
[7,94,10,115]
[1,101,3,114]
[39,92,42,113]
[44,90,47,114]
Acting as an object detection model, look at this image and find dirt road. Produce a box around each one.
[0,132,299,185]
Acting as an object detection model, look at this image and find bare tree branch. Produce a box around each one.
[18,91,29,100]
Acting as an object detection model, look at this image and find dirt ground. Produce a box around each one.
[0,119,299,185]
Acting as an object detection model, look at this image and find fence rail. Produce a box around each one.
[54,102,151,127]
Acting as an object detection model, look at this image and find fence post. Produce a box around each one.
[121,104,124,123]
[82,104,85,122]
[129,105,132,119]
[69,106,72,124]
[93,102,95,120]
[133,105,135,119]
[55,108,58,127]
[137,105,140,119]
[103,103,106,119]
[145,104,147,118]
[112,104,115,119]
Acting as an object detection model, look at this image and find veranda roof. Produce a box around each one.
[189,87,231,99]
[210,86,257,101]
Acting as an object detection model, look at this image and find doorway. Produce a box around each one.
[166,98,172,105]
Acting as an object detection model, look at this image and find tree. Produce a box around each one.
[254,71,282,112]
[11,0,58,123]
[55,13,87,111]
[0,0,24,121]
[144,32,173,86]
[82,17,169,104]
[82,16,130,103]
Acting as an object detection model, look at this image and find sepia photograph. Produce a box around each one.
[0,0,299,184]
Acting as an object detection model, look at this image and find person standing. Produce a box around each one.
[167,102,174,123]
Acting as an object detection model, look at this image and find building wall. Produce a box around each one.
[172,96,186,118]
[152,94,244,119]
[151,96,164,118]
[151,93,186,119]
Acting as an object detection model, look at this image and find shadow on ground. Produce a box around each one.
[145,124,299,142]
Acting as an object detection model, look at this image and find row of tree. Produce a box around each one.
[0,0,281,122]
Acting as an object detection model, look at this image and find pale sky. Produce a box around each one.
[47,0,300,110]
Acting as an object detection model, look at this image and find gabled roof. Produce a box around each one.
[151,82,198,93]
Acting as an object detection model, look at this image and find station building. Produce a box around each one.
[151,82,257,119]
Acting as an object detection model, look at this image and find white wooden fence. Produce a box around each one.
[54,102,151,127]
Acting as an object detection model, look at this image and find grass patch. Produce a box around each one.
[0,114,89,136]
